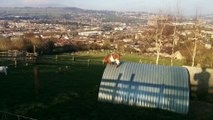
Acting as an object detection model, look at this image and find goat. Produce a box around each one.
[102,53,121,67]
[0,66,8,75]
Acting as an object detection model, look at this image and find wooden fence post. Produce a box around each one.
[72,56,75,62]
[55,55,58,62]
[139,59,142,63]
[34,66,40,97]
[72,56,75,65]
[14,58,17,68]
[88,59,90,67]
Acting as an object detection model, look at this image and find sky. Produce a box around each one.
[0,0,213,16]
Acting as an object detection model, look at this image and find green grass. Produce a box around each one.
[0,51,212,120]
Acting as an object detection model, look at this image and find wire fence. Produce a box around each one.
[0,53,104,69]
[0,111,37,120]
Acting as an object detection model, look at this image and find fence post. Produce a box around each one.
[72,56,75,62]
[139,59,142,63]
[88,59,90,67]
[72,56,75,65]
[55,55,58,62]
[34,66,40,97]
[14,50,17,57]
[17,115,20,120]
[14,58,17,68]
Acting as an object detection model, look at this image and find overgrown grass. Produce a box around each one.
[0,51,212,120]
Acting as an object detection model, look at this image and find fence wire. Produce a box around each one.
[0,111,37,120]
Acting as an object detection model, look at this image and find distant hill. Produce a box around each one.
[0,7,85,18]
[0,7,148,24]
[29,4,68,8]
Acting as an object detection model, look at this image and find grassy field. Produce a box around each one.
[0,51,213,120]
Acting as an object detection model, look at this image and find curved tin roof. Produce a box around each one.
[98,62,189,114]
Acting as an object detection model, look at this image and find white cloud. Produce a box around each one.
[24,0,51,4]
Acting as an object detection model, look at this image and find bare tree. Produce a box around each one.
[191,14,201,67]
[154,14,168,65]
[171,1,181,66]
[24,33,45,55]
[170,23,178,66]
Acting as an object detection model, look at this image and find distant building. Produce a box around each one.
[205,43,212,49]
[114,27,125,31]
[147,15,171,26]
[78,31,102,36]
[174,51,184,60]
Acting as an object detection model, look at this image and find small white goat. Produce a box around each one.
[0,66,8,75]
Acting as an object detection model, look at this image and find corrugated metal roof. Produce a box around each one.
[98,62,189,114]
